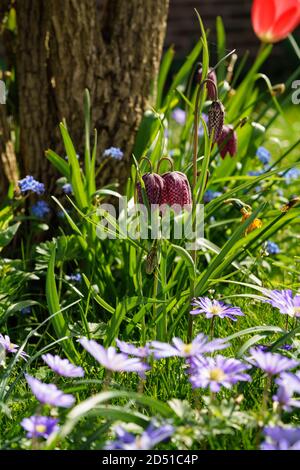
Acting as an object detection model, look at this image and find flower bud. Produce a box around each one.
[208,100,225,143]
[197,67,217,100]
[161,171,192,210]
[137,173,164,206]
[217,125,237,159]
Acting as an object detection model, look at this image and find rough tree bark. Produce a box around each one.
[14,0,169,193]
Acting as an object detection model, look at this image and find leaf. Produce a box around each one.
[46,150,70,179]
[0,222,20,249]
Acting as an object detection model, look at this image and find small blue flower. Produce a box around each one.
[198,113,208,137]
[284,168,300,185]
[62,183,73,194]
[21,307,31,315]
[103,147,124,161]
[248,170,264,177]
[171,108,186,125]
[257,146,271,165]
[203,190,222,204]
[18,176,45,195]
[65,273,82,283]
[266,241,280,255]
[31,200,50,218]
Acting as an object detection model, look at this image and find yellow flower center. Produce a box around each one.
[293,307,300,316]
[35,424,47,433]
[209,305,222,315]
[183,343,193,354]
[209,368,226,382]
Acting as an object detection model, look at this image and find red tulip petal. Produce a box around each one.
[274,0,300,19]
[271,7,300,41]
[252,0,276,36]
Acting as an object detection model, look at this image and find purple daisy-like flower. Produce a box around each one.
[116,339,151,359]
[171,108,186,125]
[105,422,174,450]
[25,374,75,408]
[189,355,251,392]
[261,289,300,318]
[150,333,229,360]
[0,334,29,360]
[42,354,84,378]
[78,338,150,376]
[21,415,59,439]
[18,175,45,195]
[247,348,299,376]
[261,426,300,450]
[273,371,300,411]
[190,297,244,321]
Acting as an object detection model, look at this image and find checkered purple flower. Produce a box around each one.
[190,297,244,321]
[25,374,75,408]
[261,426,300,450]
[21,415,59,439]
[150,333,229,359]
[105,422,174,450]
[42,354,84,378]
[247,348,299,376]
[189,355,251,392]
[79,338,150,376]
[261,289,300,318]
[0,333,28,360]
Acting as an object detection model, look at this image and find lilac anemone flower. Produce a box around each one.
[0,334,29,360]
[189,355,251,392]
[78,338,150,376]
[247,348,299,376]
[261,426,300,450]
[190,297,244,321]
[116,339,151,359]
[261,289,300,317]
[21,415,59,439]
[42,354,84,378]
[105,423,174,450]
[150,333,229,359]
[25,374,75,408]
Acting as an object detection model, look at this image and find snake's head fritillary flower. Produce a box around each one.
[150,333,229,360]
[189,355,251,392]
[78,338,150,377]
[21,415,59,439]
[190,297,244,321]
[197,67,218,100]
[0,333,29,360]
[137,173,165,207]
[247,348,299,376]
[25,374,75,408]
[252,0,300,44]
[42,354,85,378]
[208,100,225,143]
[161,171,192,210]
[217,125,237,159]
[261,426,300,450]
[18,175,45,195]
[105,422,174,450]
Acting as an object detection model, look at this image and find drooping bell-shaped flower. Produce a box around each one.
[197,67,218,100]
[137,173,165,206]
[251,0,300,43]
[217,125,237,159]
[161,171,192,210]
[208,100,225,143]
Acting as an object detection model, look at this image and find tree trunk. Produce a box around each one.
[15,0,169,193]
